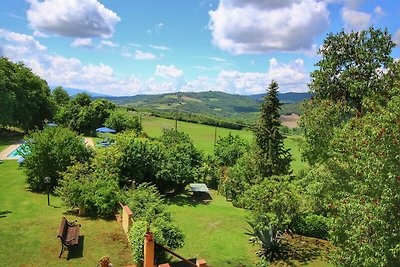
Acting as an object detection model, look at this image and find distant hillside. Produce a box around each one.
[249,92,312,103]
[50,86,111,97]
[102,91,311,125]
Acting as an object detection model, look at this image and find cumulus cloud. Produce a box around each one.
[341,7,370,31]
[0,29,310,96]
[182,58,309,94]
[26,0,120,38]
[71,38,94,48]
[208,0,329,54]
[155,65,184,79]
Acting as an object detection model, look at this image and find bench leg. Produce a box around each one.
[59,244,67,258]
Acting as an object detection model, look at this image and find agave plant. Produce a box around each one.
[245,220,286,262]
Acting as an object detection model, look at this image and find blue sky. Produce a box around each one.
[0,0,399,96]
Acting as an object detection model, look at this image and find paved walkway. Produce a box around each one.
[84,137,95,148]
[0,142,23,160]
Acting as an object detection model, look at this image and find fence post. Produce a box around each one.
[144,232,155,267]
[122,205,133,234]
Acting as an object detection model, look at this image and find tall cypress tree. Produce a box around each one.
[254,80,292,177]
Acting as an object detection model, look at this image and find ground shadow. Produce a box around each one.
[169,258,196,267]
[0,210,12,218]
[67,235,84,260]
[63,209,115,222]
[275,234,331,266]
[166,190,212,207]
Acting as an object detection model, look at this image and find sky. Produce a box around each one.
[0,0,399,96]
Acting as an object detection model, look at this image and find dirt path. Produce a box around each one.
[0,142,23,160]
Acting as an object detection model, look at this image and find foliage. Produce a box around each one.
[254,80,292,177]
[221,153,258,205]
[117,134,163,187]
[245,220,286,262]
[52,86,70,106]
[156,129,202,194]
[290,214,329,239]
[302,27,400,266]
[309,27,395,112]
[214,133,249,166]
[299,99,349,165]
[194,155,220,189]
[124,183,171,223]
[57,161,121,216]
[0,57,53,131]
[24,126,92,191]
[126,184,184,265]
[239,176,301,230]
[55,93,115,134]
[105,109,142,133]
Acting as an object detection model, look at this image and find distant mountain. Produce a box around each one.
[50,86,112,97]
[248,92,312,103]
[103,91,311,123]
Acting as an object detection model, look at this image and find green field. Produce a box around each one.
[0,160,133,267]
[142,116,308,175]
[167,191,258,266]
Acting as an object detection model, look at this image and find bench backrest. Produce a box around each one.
[58,217,68,240]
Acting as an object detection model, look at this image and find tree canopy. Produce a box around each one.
[0,57,53,131]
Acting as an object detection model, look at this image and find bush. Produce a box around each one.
[57,161,121,216]
[105,109,142,133]
[24,126,92,191]
[126,184,184,265]
[291,214,329,239]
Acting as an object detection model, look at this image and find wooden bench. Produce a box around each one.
[57,217,81,259]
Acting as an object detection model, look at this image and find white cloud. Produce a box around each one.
[147,22,164,34]
[155,65,184,79]
[71,38,94,48]
[100,40,117,48]
[0,29,309,96]
[182,58,309,94]
[32,30,48,38]
[149,45,171,51]
[394,29,400,46]
[133,50,157,60]
[341,7,370,31]
[0,29,46,51]
[374,6,385,17]
[208,0,329,54]
[26,0,120,38]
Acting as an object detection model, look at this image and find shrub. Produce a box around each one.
[291,214,329,239]
[126,184,184,265]
[57,161,121,216]
[24,126,92,191]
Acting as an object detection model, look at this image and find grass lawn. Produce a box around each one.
[142,116,308,175]
[166,190,258,266]
[0,160,133,267]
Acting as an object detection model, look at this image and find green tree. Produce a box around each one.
[52,86,70,106]
[157,129,202,194]
[57,161,121,216]
[0,57,54,131]
[254,80,291,177]
[301,27,400,266]
[55,93,115,134]
[105,109,142,133]
[214,133,249,167]
[310,27,395,113]
[24,126,92,191]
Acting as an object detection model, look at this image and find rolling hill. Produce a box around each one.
[102,91,310,125]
